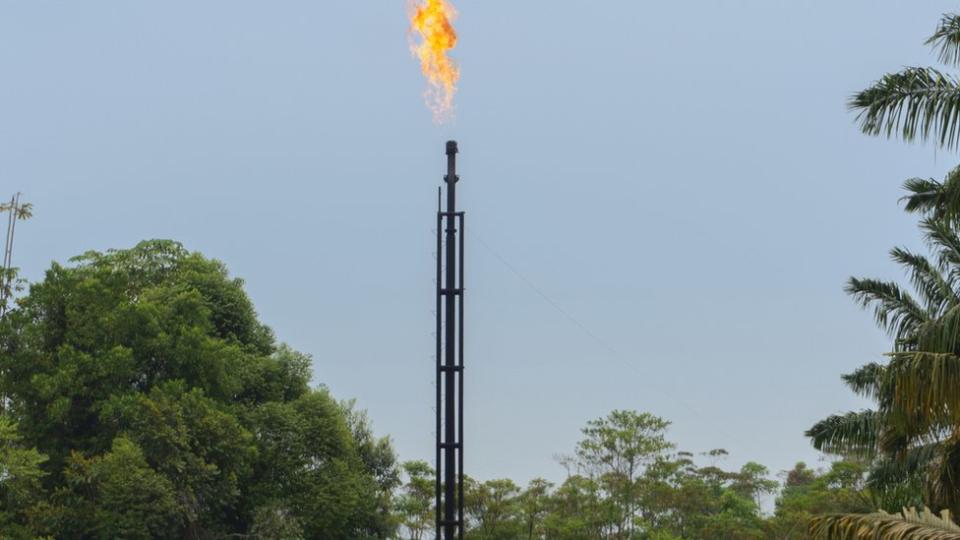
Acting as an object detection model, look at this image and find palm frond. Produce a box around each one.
[921,217,960,284]
[811,507,960,539]
[867,453,929,511]
[927,14,960,67]
[842,363,887,400]
[807,410,879,457]
[890,247,956,318]
[903,177,948,215]
[850,67,960,150]
[846,278,930,340]
[902,168,960,222]
[887,351,960,430]
[914,304,960,353]
[925,431,960,513]
[15,202,32,220]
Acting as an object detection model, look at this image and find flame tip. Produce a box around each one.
[409,0,459,123]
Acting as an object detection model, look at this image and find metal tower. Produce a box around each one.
[436,140,464,540]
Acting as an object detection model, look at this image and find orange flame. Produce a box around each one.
[410,0,459,123]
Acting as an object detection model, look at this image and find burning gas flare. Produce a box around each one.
[410,0,459,123]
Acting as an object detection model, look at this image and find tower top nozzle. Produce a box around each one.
[446,141,458,155]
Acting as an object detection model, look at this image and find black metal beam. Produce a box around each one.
[436,140,464,540]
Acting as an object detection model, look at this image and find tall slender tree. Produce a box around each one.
[0,194,32,315]
[807,206,960,513]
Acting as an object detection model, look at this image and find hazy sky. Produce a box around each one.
[4,1,959,490]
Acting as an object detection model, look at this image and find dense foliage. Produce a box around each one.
[0,241,397,539]
[391,411,871,540]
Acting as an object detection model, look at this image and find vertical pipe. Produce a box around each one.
[435,187,443,540]
[457,212,464,540]
[443,140,458,540]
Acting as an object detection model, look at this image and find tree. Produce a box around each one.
[574,410,673,538]
[464,478,523,539]
[731,462,778,510]
[542,474,605,540]
[0,417,46,538]
[768,462,873,539]
[0,195,32,316]
[806,201,960,515]
[518,478,552,540]
[396,461,435,540]
[0,240,394,537]
[54,437,180,539]
[341,399,402,538]
[541,411,772,539]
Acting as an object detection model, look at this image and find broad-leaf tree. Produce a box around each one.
[0,240,396,538]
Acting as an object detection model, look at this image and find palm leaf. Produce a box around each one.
[890,247,955,319]
[868,452,931,511]
[842,363,887,400]
[846,278,930,341]
[927,14,960,67]
[850,67,960,150]
[904,177,948,215]
[902,169,960,222]
[887,352,960,430]
[811,507,960,539]
[807,410,879,457]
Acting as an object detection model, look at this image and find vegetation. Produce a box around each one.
[391,411,874,540]
[801,9,960,538]
[805,197,960,514]
[0,239,887,539]
[0,241,396,539]
[811,507,960,540]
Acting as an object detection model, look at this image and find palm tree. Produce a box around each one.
[807,12,960,537]
[805,212,960,513]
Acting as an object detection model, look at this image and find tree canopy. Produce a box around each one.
[0,240,397,539]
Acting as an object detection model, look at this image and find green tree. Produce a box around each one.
[0,417,46,539]
[53,437,180,539]
[518,478,553,540]
[540,412,772,539]
[0,240,394,537]
[806,201,960,515]
[341,399,401,538]
[396,461,435,540]
[464,478,523,539]
[575,410,673,538]
[731,462,778,510]
[640,450,768,539]
[767,462,873,539]
[0,196,32,316]
[541,474,605,540]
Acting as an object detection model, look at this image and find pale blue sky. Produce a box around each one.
[4,1,959,488]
